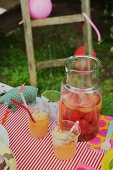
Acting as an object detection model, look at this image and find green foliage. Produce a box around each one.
[102,79,113,116]
[103,1,113,53]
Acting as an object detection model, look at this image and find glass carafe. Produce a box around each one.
[61,55,102,141]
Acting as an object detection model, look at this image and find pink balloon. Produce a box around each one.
[29,0,52,19]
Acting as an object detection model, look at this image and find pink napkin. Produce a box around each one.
[75,162,96,170]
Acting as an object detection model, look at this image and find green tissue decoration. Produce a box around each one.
[0,86,38,111]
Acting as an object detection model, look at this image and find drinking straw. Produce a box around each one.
[1,109,10,125]
[18,84,28,108]
[11,99,35,123]
[64,121,79,141]
[59,100,63,130]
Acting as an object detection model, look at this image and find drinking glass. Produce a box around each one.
[41,90,60,122]
[51,120,80,160]
[28,104,49,139]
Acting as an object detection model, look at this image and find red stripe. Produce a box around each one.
[94,153,104,170]
[85,150,94,165]
[34,148,54,169]
[68,142,88,170]
[97,155,104,170]
[17,133,51,169]
[91,152,100,168]
[59,143,81,170]
[41,150,60,170]
[58,142,86,170]
[0,105,104,170]
[23,135,52,169]
[16,134,50,162]
[87,151,98,167]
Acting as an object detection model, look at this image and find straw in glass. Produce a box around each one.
[18,83,28,108]
[11,99,35,123]
[64,121,79,141]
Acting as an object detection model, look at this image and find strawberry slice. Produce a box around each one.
[62,103,80,121]
[86,124,95,134]
[79,119,88,135]
[84,112,93,122]
[92,113,98,126]
[63,93,80,110]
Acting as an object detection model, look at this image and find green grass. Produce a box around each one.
[0,26,77,92]
[0,25,113,116]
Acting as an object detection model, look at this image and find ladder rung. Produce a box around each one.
[0,0,19,11]
[31,14,84,27]
[36,58,66,69]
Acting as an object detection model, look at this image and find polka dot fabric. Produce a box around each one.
[87,115,113,151]
[0,86,38,111]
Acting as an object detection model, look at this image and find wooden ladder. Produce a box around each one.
[20,0,93,86]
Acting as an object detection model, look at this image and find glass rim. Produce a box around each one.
[52,129,80,141]
[65,55,101,73]
[41,90,60,102]
[51,120,81,140]
[41,90,60,95]
[27,109,48,118]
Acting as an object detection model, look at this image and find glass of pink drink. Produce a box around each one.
[61,55,102,141]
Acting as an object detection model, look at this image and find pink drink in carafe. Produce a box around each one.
[61,56,102,141]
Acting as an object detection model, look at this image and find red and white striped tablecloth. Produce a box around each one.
[0,104,104,170]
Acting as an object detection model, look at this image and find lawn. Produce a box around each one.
[0,23,113,116]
